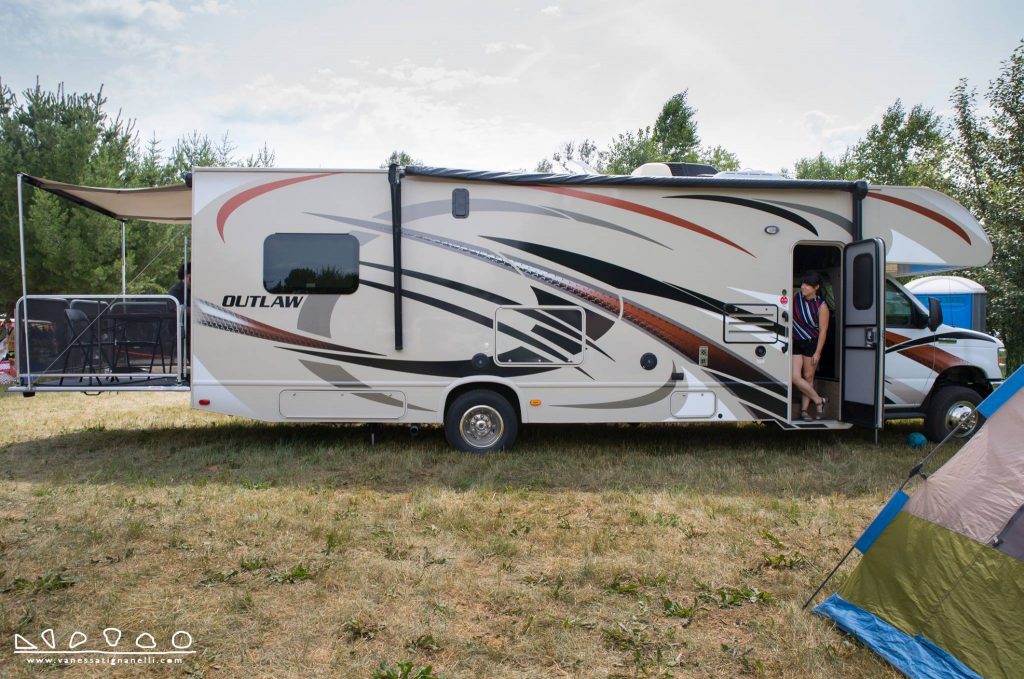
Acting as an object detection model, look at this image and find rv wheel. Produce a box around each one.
[445,389,518,453]
[924,386,983,443]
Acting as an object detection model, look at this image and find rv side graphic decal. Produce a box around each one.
[222,295,303,308]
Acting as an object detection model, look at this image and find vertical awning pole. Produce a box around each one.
[181,235,188,380]
[16,173,32,389]
[121,220,127,296]
[388,163,403,350]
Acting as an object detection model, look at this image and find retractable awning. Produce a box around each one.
[22,174,192,224]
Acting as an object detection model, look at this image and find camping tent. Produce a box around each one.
[814,365,1024,678]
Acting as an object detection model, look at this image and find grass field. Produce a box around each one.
[0,390,953,678]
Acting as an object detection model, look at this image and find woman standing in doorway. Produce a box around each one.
[793,272,830,420]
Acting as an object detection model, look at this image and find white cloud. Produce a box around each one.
[67,0,185,29]
[375,61,515,92]
[484,42,532,55]
[190,0,235,15]
[1,0,187,57]
[801,109,871,155]
[198,69,557,169]
[540,5,562,16]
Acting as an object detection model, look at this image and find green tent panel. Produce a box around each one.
[841,511,1024,678]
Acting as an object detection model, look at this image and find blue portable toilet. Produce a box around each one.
[905,276,987,332]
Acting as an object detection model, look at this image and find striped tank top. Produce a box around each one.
[793,295,824,341]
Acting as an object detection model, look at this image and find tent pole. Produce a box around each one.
[121,220,127,296]
[803,413,975,610]
[802,544,857,609]
[16,173,33,390]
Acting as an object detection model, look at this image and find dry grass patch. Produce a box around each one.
[0,389,949,677]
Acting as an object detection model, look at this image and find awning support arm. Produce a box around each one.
[121,221,127,297]
[17,173,32,390]
[389,163,404,351]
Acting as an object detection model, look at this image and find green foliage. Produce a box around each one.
[793,151,856,180]
[699,144,740,171]
[381,150,420,168]
[722,643,766,675]
[603,574,641,595]
[405,634,443,653]
[653,89,700,160]
[852,100,949,187]
[538,91,740,175]
[0,78,274,312]
[762,552,807,569]
[759,529,785,549]
[342,617,385,641]
[794,99,947,185]
[603,126,661,175]
[3,568,77,594]
[371,661,444,679]
[661,597,697,626]
[950,40,1024,370]
[693,579,772,608]
[239,556,270,572]
[197,569,238,586]
[266,563,314,584]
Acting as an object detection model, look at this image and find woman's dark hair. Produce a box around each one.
[177,262,191,280]
[801,271,823,289]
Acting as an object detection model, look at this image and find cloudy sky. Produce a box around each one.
[2,0,1022,173]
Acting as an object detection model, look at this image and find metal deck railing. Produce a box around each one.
[11,294,189,392]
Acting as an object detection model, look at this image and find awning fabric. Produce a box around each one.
[22,174,191,224]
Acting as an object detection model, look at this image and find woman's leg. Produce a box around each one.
[802,356,822,411]
[792,353,820,413]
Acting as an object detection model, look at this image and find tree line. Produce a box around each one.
[0,80,274,313]
[1,39,1021,367]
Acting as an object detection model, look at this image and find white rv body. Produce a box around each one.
[174,165,1001,445]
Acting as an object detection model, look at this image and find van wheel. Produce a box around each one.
[445,389,518,453]
[924,386,983,443]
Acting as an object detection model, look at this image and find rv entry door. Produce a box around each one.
[841,238,885,429]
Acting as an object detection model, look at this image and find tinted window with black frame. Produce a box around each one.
[852,253,874,310]
[263,233,359,294]
[885,280,914,327]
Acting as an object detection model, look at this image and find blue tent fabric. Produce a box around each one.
[854,490,909,554]
[814,594,982,679]
[977,365,1024,418]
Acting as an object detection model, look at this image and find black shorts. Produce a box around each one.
[794,338,818,357]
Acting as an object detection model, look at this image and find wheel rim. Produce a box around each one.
[459,405,504,449]
[946,401,979,438]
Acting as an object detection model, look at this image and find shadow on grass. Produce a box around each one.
[0,417,942,497]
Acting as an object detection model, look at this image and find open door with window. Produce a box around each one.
[841,238,885,428]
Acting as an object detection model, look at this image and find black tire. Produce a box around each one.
[444,389,518,453]
[924,386,983,443]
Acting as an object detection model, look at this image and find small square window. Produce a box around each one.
[452,188,469,218]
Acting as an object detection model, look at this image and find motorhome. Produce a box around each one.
[12,163,1005,450]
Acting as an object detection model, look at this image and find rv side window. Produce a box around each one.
[263,233,359,295]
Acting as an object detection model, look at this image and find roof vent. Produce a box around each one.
[631,162,719,177]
